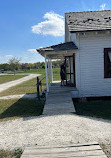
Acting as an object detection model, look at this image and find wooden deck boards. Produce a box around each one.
[21,142,107,158]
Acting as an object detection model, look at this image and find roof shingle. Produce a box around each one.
[65,10,111,32]
[37,42,78,52]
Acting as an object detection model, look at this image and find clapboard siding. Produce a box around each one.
[75,50,81,96]
[71,32,111,97]
[65,20,70,42]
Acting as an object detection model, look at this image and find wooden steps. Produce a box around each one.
[21,142,107,158]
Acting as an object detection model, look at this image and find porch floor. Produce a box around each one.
[43,81,76,115]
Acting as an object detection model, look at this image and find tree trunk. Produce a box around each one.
[14,69,15,75]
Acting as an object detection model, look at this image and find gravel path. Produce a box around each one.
[0,114,111,150]
[0,74,40,93]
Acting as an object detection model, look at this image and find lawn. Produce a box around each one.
[8,69,45,75]
[74,100,111,120]
[0,77,39,96]
[0,68,60,97]
[0,98,45,121]
[8,68,60,79]
[8,68,60,76]
[0,75,27,84]
[53,68,60,81]
[0,68,60,121]
[0,75,47,97]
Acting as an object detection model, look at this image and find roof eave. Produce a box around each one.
[37,48,78,53]
[69,29,111,33]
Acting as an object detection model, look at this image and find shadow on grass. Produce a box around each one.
[0,97,45,121]
[1,94,111,123]
[74,100,111,121]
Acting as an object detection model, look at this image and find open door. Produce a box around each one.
[65,54,76,87]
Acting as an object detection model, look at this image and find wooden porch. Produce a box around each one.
[37,42,78,93]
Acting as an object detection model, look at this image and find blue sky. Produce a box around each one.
[0,0,111,63]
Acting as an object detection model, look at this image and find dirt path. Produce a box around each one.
[0,74,40,93]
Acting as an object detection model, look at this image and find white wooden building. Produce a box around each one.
[37,10,111,98]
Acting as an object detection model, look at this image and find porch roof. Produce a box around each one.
[36,42,78,59]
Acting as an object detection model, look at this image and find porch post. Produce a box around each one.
[48,59,50,85]
[45,54,49,92]
[50,60,53,83]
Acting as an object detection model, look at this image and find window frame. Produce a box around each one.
[104,48,111,78]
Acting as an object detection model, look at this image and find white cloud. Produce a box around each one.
[38,46,43,49]
[32,11,64,37]
[100,3,106,10]
[27,49,37,53]
[5,55,13,58]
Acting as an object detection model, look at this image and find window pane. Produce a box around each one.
[108,52,111,62]
[104,48,111,78]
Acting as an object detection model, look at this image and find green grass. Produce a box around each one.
[53,68,60,81]
[0,148,22,158]
[8,68,60,80]
[0,70,46,121]
[0,68,60,121]
[74,100,111,120]
[0,98,45,121]
[0,68,60,97]
[0,75,27,84]
[0,78,37,96]
[0,149,14,158]
[0,77,46,97]
[8,69,45,74]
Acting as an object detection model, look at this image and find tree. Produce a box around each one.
[0,63,10,71]
[8,57,21,75]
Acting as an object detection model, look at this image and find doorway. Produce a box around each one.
[65,54,76,87]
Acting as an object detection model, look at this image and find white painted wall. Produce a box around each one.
[70,33,78,47]
[71,32,111,97]
[65,21,70,42]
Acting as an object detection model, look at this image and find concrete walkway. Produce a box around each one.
[0,74,40,93]
[43,81,75,115]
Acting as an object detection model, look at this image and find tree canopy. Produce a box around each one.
[0,59,63,73]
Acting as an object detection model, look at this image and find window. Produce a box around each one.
[104,48,111,78]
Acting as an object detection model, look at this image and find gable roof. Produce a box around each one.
[37,42,78,52]
[65,10,111,32]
